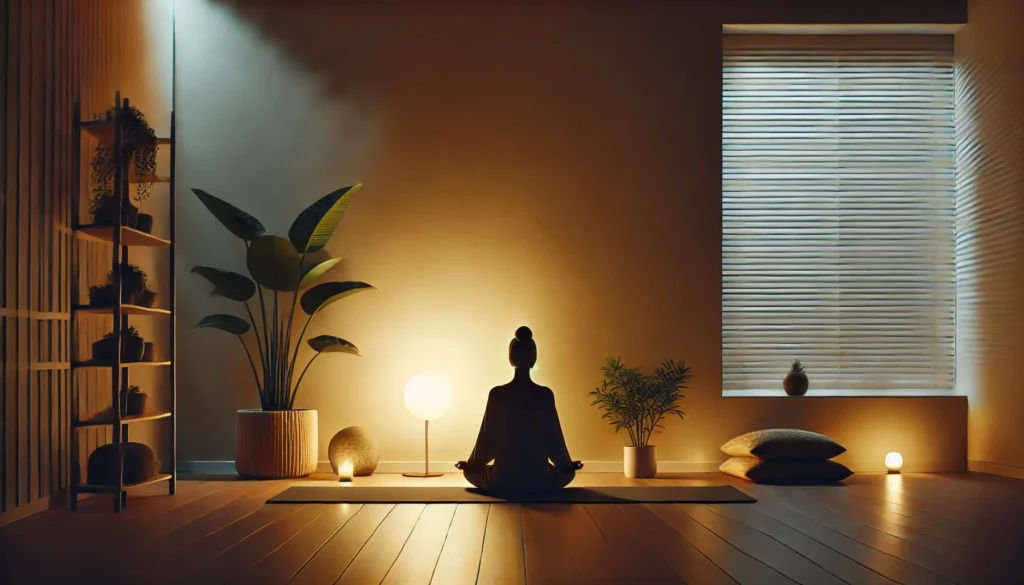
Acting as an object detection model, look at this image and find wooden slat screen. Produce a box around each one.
[722,35,956,394]
[1,0,148,525]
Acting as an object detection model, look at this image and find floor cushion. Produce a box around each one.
[720,456,853,484]
[87,442,160,485]
[721,429,846,460]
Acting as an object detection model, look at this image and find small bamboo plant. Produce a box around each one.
[190,185,373,411]
[588,357,690,447]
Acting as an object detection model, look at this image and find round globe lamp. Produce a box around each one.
[403,371,453,478]
[885,452,903,474]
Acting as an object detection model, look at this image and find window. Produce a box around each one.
[722,36,956,395]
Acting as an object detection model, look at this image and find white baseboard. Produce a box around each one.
[968,459,1024,480]
[179,460,724,475]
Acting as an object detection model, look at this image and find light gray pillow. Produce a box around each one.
[721,429,846,461]
[720,456,853,484]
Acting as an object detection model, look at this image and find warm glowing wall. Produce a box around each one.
[955,0,1024,478]
[174,0,968,472]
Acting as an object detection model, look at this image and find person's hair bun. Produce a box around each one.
[515,326,533,341]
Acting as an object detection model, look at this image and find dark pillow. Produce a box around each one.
[721,429,846,461]
[87,442,160,485]
[720,456,853,484]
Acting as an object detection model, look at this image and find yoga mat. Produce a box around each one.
[267,485,755,504]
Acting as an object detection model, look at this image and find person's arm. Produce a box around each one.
[547,390,576,472]
[466,388,498,470]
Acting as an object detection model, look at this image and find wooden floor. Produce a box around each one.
[1,472,1021,585]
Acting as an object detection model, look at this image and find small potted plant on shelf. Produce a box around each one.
[190,184,372,479]
[92,326,145,363]
[784,359,809,396]
[589,357,691,479]
[86,265,158,308]
[88,283,117,307]
[87,106,159,230]
[121,264,149,305]
[121,385,147,416]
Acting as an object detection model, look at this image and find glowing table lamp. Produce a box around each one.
[403,371,453,478]
[885,452,903,474]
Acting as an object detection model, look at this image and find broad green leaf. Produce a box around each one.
[300,281,373,316]
[246,235,302,292]
[190,266,256,301]
[307,335,360,355]
[288,184,362,254]
[195,314,251,335]
[298,258,342,290]
[192,188,266,241]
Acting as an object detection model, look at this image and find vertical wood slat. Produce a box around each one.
[1,0,86,522]
[17,0,30,511]
[1,0,11,515]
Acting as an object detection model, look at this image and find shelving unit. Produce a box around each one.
[70,92,176,512]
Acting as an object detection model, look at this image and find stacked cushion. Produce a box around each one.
[719,429,852,484]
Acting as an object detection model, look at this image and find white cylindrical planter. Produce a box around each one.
[624,445,657,479]
[236,409,318,479]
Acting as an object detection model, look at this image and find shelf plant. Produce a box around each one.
[87,106,159,227]
[189,184,372,478]
[589,357,690,478]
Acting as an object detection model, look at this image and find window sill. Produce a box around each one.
[722,389,958,398]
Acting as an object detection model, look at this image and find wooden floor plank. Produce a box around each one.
[521,504,587,585]
[772,490,980,585]
[429,504,488,585]
[2,473,1022,585]
[747,496,956,585]
[164,504,305,584]
[477,503,527,585]
[581,504,686,584]
[703,503,897,585]
[227,503,363,585]
[616,503,740,585]
[289,504,395,585]
[650,504,799,585]
[680,504,848,585]
[561,504,679,585]
[382,504,457,585]
[174,503,329,585]
[336,503,425,585]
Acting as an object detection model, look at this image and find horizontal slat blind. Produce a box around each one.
[722,35,956,394]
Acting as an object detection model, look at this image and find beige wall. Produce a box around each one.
[173,0,969,472]
[955,0,1024,478]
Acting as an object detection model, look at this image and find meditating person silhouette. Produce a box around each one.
[456,326,583,496]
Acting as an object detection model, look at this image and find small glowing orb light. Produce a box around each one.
[338,460,354,482]
[404,371,453,421]
[885,452,903,474]
[403,372,453,478]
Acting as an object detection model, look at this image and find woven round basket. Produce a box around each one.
[236,409,318,479]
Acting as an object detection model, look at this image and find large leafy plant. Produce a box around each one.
[191,185,372,410]
[588,357,690,447]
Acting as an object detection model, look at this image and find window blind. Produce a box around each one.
[722,35,956,394]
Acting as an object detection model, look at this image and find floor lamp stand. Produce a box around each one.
[403,419,443,478]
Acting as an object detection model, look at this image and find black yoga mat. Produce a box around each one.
[267,485,755,504]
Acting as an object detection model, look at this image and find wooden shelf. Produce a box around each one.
[75,304,172,317]
[78,474,172,494]
[73,360,172,370]
[80,119,170,146]
[74,225,171,247]
[74,411,172,428]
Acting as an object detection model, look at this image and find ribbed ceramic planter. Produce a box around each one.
[236,409,318,479]
[624,445,657,479]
